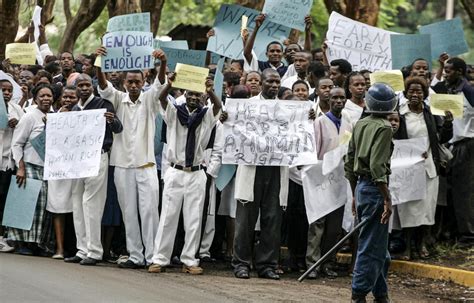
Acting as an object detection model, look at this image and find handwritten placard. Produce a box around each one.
[262,0,313,31]
[5,43,36,65]
[107,12,150,32]
[222,98,317,166]
[154,40,189,50]
[102,31,154,72]
[419,17,469,58]
[390,34,431,69]
[44,109,106,180]
[2,176,42,230]
[173,63,209,93]
[369,70,404,91]
[390,137,429,205]
[207,4,291,60]
[301,162,349,223]
[161,47,207,71]
[326,12,398,71]
[429,94,464,119]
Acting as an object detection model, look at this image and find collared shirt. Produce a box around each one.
[160,103,220,167]
[1,102,24,170]
[344,115,393,184]
[281,75,315,95]
[12,107,46,167]
[98,78,165,168]
[244,52,288,77]
[342,99,364,128]
[76,94,94,110]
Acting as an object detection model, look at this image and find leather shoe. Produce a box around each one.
[118,260,142,269]
[307,270,319,279]
[234,268,250,279]
[322,266,338,279]
[80,257,98,266]
[64,255,83,263]
[258,270,280,280]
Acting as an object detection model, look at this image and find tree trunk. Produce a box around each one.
[58,0,108,53]
[107,0,142,17]
[0,0,21,60]
[235,0,264,10]
[141,0,166,36]
[323,0,381,26]
[38,0,56,24]
[461,0,474,25]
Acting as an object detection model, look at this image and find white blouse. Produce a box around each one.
[12,107,46,167]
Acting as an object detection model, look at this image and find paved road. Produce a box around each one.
[1,253,430,302]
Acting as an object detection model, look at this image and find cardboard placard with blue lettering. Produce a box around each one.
[2,176,42,230]
[419,17,469,58]
[161,47,206,71]
[107,12,150,32]
[102,31,154,72]
[154,39,189,50]
[207,4,291,60]
[390,34,431,70]
[0,91,8,129]
[262,0,313,31]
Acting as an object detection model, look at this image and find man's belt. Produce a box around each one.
[171,163,204,172]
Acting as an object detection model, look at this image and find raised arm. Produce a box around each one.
[95,46,108,90]
[159,73,175,111]
[205,29,215,67]
[435,53,449,81]
[244,14,265,64]
[205,78,222,116]
[303,15,312,51]
[153,49,167,85]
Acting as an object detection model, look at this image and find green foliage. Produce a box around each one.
[378,0,413,28]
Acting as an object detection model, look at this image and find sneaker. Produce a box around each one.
[182,265,203,275]
[116,255,129,265]
[148,263,166,273]
[0,238,14,253]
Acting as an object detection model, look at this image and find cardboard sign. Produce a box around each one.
[207,4,291,60]
[102,31,154,72]
[419,17,469,58]
[326,12,397,71]
[44,109,106,180]
[107,12,151,32]
[262,0,313,31]
[390,34,431,69]
[222,98,317,166]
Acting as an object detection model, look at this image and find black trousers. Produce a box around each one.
[0,169,13,227]
[286,180,308,261]
[232,167,282,274]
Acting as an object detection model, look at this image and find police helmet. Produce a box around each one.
[365,83,398,114]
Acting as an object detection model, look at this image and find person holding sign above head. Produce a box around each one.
[243,14,287,78]
[343,72,367,127]
[391,76,453,260]
[95,46,167,269]
[231,68,289,280]
[9,84,54,255]
[63,74,123,266]
[344,83,397,303]
[148,72,222,275]
[0,79,24,252]
[432,57,474,246]
[305,87,353,279]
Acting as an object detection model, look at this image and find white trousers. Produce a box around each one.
[115,166,160,265]
[199,179,216,258]
[152,168,207,267]
[72,153,108,260]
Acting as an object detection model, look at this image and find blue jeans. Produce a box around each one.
[352,179,391,297]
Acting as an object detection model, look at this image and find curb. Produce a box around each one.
[337,253,474,288]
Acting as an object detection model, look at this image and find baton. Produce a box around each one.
[298,216,369,282]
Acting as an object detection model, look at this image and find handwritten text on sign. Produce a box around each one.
[326,12,397,71]
[262,0,313,31]
[107,12,150,32]
[102,31,154,72]
[207,4,291,60]
[44,109,106,180]
[222,99,317,166]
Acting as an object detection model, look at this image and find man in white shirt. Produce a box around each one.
[148,73,222,275]
[0,80,24,252]
[96,47,167,268]
[281,52,313,95]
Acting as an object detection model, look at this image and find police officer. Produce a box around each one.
[344,83,397,303]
